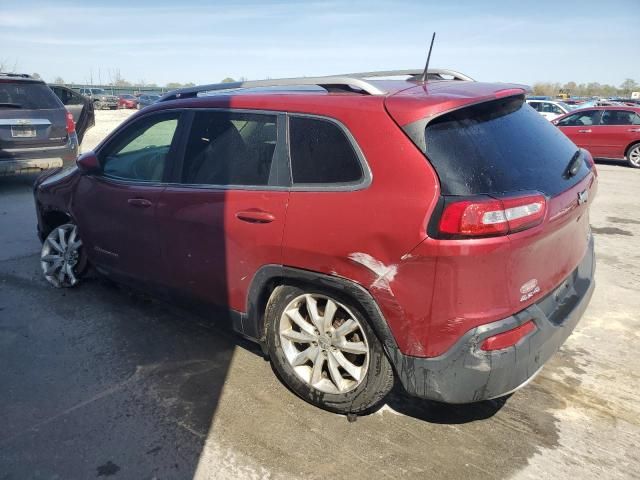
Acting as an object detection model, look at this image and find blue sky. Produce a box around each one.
[0,0,638,87]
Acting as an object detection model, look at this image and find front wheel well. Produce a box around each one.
[41,210,72,239]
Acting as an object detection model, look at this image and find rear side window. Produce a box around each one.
[415,96,589,197]
[289,117,363,184]
[0,82,62,110]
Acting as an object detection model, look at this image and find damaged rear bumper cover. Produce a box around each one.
[389,235,595,404]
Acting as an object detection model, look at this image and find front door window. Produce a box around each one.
[100,113,179,182]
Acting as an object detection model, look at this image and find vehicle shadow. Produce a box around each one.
[0,263,240,479]
[595,158,628,168]
[372,385,509,424]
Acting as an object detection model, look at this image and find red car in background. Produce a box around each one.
[553,106,640,168]
[117,94,138,109]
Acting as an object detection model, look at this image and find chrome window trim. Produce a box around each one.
[92,107,372,192]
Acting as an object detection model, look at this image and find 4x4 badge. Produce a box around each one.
[577,189,589,205]
[520,279,540,302]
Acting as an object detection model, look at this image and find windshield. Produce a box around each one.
[91,89,106,94]
[0,82,62,109]
[416,95,591,197]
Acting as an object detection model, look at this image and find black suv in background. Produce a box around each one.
[0,73,79,176]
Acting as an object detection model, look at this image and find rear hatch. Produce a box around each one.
[0,81,68,157]
[387,91,596,344]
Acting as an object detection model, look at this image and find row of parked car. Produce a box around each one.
[71,88,161,110]
[526,98,640,167]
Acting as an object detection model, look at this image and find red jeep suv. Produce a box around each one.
[33,70,596,414]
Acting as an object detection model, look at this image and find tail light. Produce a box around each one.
[438,193,547,238]
[65,111,76,134]
[480,320,536,351]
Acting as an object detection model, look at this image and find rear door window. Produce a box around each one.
[415,96,590,197]
[600,110,637,125]
[0,82,62,110]
[289,116,363,185]
[181,110,279,186]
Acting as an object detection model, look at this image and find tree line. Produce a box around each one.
[532,78,638,97]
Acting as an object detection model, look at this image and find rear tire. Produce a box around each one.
[265,285,394,414]
[626,143,640,168]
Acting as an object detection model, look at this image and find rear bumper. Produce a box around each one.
[389,234,595,403]
[0,135,77,175]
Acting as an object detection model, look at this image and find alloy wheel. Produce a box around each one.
[278,293,370,394]
[40,224,84,288]
[629,145,640,167]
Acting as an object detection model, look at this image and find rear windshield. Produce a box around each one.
[0,82,62,110]
[412,96,590,197]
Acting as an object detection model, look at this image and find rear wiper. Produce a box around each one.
[0,103,22,108]
[564,150,582,178]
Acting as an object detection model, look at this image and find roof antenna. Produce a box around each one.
[419,32,436,83]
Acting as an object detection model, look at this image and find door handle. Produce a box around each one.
[628,128,640,132]
[127,198,153,208]
[578,129,592,133]
[236,209,275,224]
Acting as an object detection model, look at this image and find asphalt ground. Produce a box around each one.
[1,111,639,479]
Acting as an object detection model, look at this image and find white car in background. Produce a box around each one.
[526,99,575,121]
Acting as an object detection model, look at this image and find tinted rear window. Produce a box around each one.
[0,82,62,110]
[289,117,363,184]
[416,96,589,196]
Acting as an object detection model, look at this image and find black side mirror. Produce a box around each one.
[76,151,100,174]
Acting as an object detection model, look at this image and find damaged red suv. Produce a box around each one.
[34,69,596,414]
